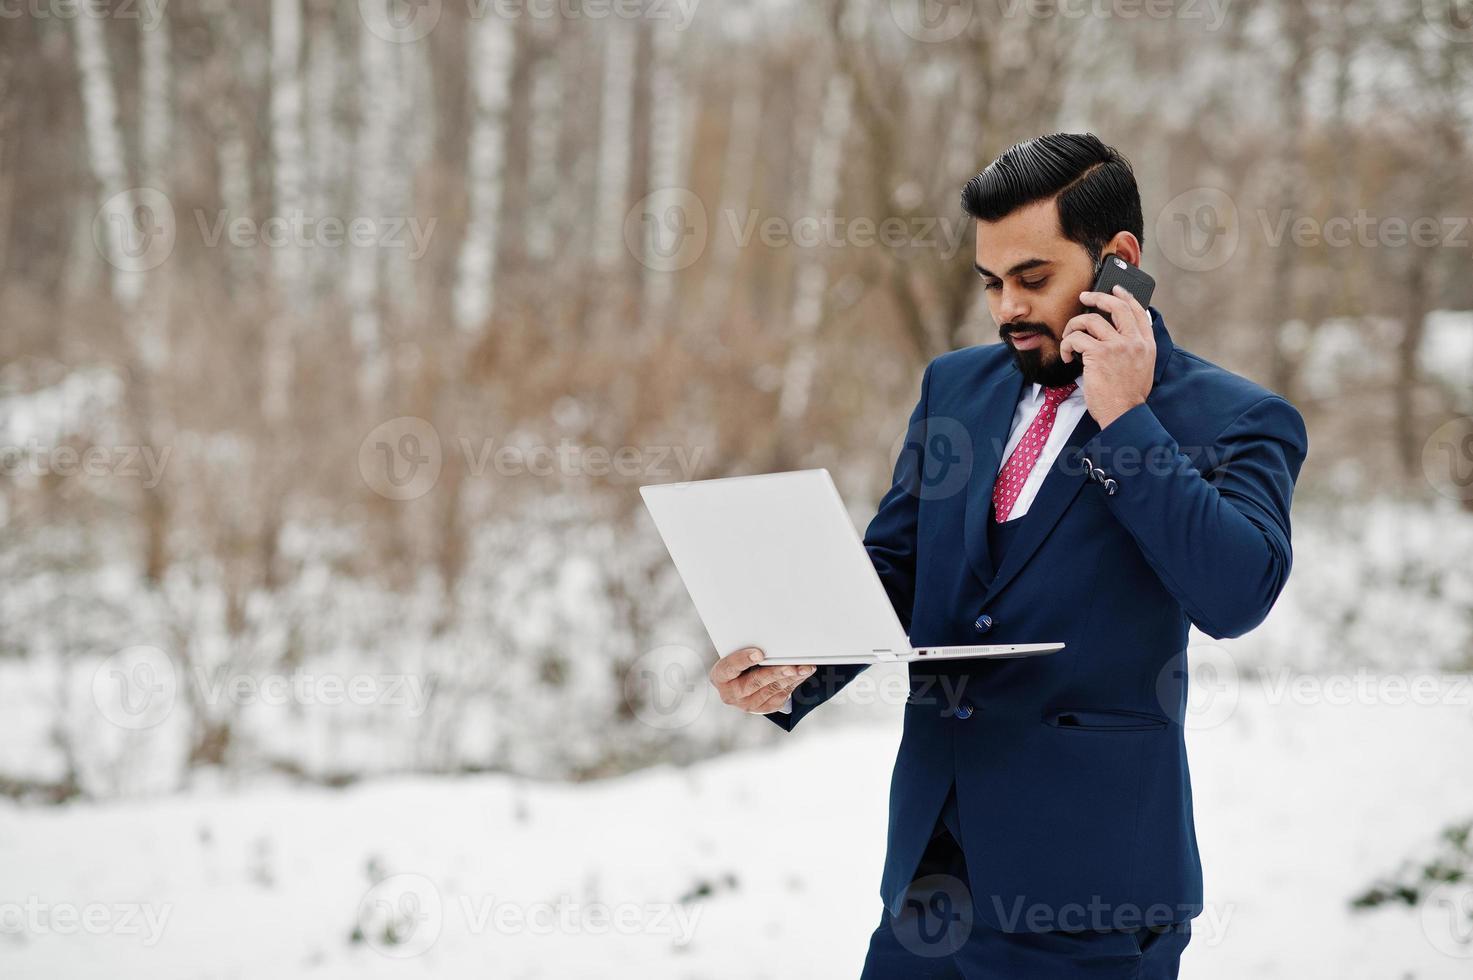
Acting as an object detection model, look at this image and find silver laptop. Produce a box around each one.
[640,469,1064,666]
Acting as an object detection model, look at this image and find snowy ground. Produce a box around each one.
[2,679,1471,979]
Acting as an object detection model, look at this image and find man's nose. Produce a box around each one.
[998,287,1029,324]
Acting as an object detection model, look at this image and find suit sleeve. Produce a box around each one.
[764,359,935,731]
[1080,394,1309,640]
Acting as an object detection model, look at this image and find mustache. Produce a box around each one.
[1000,322,1052,340]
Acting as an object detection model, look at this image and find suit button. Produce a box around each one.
[955,702,974,720]
[973,614,993,633]
[1081,455,1093,470]
[1103,477,1119,495]
[1091,467,1106,483]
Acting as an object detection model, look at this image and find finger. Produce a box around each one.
[735,666,814,710]
[1110,284,1154,344]
[1059,331,1103,363]
[1078,289,1132,333]
[733,676,787,711]
[710,646,764,685]
[1062,313,1118,345]
[748,687,796,714]
[727,664,800,701]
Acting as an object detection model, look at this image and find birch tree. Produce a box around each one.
[593,21,636,273]
[640,21,695,330]
[268,0,307,420]
[775,71,853,431]
[525,15,562,263]
[452,12,516,334]
[73,12,143,311]
[305,0,345,298]
[345,15,398,400]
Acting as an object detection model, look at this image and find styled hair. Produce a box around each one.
[960,133,1144,260]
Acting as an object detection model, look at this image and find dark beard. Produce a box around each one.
[1000,323,1084,388]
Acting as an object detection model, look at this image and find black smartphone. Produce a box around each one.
[1088,254,1155,309]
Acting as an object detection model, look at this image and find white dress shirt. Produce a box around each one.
[772,372,1088,714]
[995,373,1089,521]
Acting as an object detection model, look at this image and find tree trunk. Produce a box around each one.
[452,13,515,334]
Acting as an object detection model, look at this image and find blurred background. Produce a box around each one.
[1,0,1472,976]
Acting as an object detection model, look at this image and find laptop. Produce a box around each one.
[639,469,1064,666]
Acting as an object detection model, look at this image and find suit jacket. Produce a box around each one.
[767,305,1308,933]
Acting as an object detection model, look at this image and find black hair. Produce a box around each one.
[960,133,1144,261]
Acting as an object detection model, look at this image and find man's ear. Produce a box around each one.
[1103,231,1143,267]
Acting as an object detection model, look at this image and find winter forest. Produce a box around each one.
[2,0,1473,976]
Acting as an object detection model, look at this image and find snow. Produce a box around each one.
[2,682,1469,979]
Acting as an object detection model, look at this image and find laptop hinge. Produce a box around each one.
[871,648,903,662]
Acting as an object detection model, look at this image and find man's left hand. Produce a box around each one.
[1059,284,1156,429]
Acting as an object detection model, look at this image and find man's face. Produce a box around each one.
[973,199,1097,388]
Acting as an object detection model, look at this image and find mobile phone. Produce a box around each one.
[1088,254,1155,309]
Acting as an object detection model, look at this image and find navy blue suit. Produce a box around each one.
[767,306,1308,940]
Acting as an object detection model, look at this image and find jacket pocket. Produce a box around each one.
[1046,708,1170,733]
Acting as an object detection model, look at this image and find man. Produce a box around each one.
[708,133,1308,977]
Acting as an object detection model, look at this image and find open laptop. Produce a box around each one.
[640,469,1064,666]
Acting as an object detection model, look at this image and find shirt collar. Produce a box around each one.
[1027,372,1086,403]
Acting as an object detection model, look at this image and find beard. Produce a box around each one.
[999,321,1084,388]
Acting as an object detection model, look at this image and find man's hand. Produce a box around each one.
[1060,284,1156,429]
[709,647,815,714]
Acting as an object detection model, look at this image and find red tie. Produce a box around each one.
[992,382,1077,522]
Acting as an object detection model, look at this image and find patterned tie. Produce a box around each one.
[991,382,1078,522]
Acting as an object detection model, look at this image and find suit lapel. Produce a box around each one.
[976,409,1099,604]
[961,364,1025,590]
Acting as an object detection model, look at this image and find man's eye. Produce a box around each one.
[982,280,1002,291]
[1022,278,1048,290]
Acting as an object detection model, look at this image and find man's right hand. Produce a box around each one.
[709,647,815,714]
